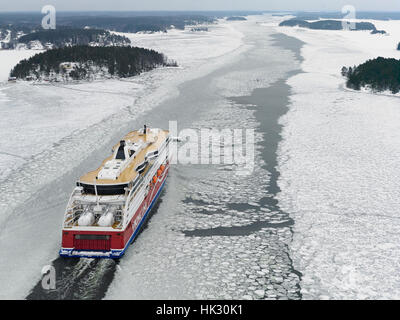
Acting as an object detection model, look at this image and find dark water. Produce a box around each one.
[26,31,304,300]
[180,33,305,238]
[183,77,298,237]
[177,52,304,299]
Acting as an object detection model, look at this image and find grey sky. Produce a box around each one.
[1,0,400,12]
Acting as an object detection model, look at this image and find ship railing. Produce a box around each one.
[64,207,125,229]
[123,157,167,226]
[63,189,82,226]
[124,167,151,212]
[64,207,84,227]
[113,209,124,229]
[125,163,153,212]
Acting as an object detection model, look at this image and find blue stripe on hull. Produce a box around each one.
[59,177,167,259]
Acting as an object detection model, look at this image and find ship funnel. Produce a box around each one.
[115,141,126,160]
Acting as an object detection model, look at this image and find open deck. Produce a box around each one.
[79,128,169,186]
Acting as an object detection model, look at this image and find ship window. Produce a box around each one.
[129,150,135,157]
[75,234,110,240]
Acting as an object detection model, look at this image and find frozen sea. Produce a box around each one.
[106,19,302,300]
[1,14,399,300]
[1,15,302,300]
[0,20,246,299]
[273,19,400,299]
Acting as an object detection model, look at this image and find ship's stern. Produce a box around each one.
[60,230,126,259]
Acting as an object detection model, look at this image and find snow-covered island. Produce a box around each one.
[226,16,247,21]
[1,27,131,50]
[279,18,386,34]
[9,45,177,82]
[0,14,216,49]
[16,28,131,50]
[343,57,400,94]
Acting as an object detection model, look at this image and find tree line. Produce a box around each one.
[57,15,215,33]
[10,45,175,81]
[18,28,131,48]
[279,19,382,33]
[0,14,216,49]
[342,57,400,94]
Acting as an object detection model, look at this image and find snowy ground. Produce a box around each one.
[0,50,42,82]
[270,18,400,299]
[0,21,245,299]
[116,20,243,70]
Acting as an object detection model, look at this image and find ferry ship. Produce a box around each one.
[59,126,171,259]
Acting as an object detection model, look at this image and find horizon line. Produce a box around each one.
[1,9,400,13]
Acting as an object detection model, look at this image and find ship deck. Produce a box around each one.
[79,129,168,185]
